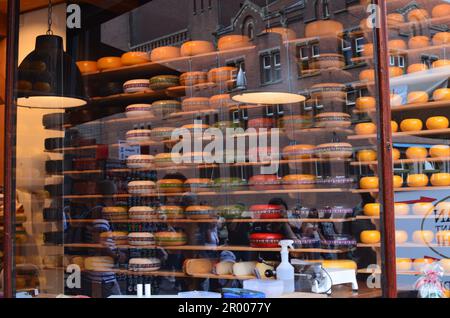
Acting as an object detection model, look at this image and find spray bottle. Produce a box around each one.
[276,240,295,294]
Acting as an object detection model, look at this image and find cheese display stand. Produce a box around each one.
[1,0,449,299]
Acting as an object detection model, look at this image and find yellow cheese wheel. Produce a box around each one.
[432,4,450,18]
[181,41,215,56]
[97,57,123,70]
[355,122,376,135]
[217,35,251,51]
[208,66,237,83]
[360,176,379,189]
[432,59,450,68]
[432,32,450,46]
[304,20,344,38]
[407,63,428,74]
[396,258,413,271]
[433,88,450,101]
[389,39,407,51]
[363,203,380,216]
[429,145,450,158]
[408,36,429,49]
[362,43,373,57]
[357,149,377,162]
[407,91,429,104]
[390,66,404,77]
[387,13,405,27]
[400,118,423,132]
[394,203,410,216]
[392,148,401,160]
[426,116,449,130]
[391,121,399,133]
[412,202,434,216]
[407,8,429,22]
[360,230,381,244]
[150,46,181,61]
[412,231,434,244]
[356,96,376,110]
[406,147,428,159]
[430,173,450,186]
[121,51,150,66]
[395,231,408,244]
[317,260,357,270]
[76,61,98,74]
[393,175,404,188]
[359,69,375,82]
[406,174,429,187]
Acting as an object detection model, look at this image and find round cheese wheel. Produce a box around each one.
[400,118,423,132]
[407,8,429,22]
[150,46,181,61]
[360,176,379,189]
[357,149,377,162]
[432,59,450,68]
[390,94,403,106]
[360,230,381,244]
[389,39,407,51]
[391,121,399,133]
[407,63,428,74]
[432,32,450,46]
[304,20,343,37]
[393,175,404,188]
[407,91,429,104]
[355,122,377,135]
[412,202,434,216]
[121,51,150,66]
[430,173,450,186]
[412,230,434,244]
[429,145,450,158]
[395,231,408,244]
[433,88,450,101]
[359,69,375,82]
[356,96,376,110]
[362,43,374,57]
[387,13,405,27]
[208,66,237,83]
[406,147,428,159]
[180,41,215,56]
[392,148,401,160]
[97,57,123,70]
[407,174,429,187]
[396,258,413,271]
[217,35,251,51]
[432,4,450,18]
[76,61,98,74]
[413,258,434,271]
[363,203,380,216]
[390,66,404,77]
[408,36,429,49]
[394,203,410,216]
[426,116,449,130]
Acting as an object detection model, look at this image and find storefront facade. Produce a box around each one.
[0,0,449,298]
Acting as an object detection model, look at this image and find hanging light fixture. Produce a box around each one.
[17,0,86,108]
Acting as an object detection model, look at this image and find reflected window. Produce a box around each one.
[260,49,281,84]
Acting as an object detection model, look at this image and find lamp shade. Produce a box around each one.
[232,91,306,105]
[17,35,86,108]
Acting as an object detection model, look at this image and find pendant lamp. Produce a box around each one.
[17,0,86,108]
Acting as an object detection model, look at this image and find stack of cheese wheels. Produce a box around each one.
[128,181,156,195]
[407,8,429,22]
[150,127,175,141]
[154,153,181,167]
[409,35,429,49]
[76,61,98,74]
[157,178,184,193]
[97,57,122,70]
[125,104,153,118]
[180,71,208,86]
[180,40,215,56]
[155,231,187,246]
[126,129,152,142]
[157,205,185,219]
[184,178,214,192]
[185,205,215,219]
[209,94,236,109]
[217,35,251,51]
[123,79,150,93]
[121,51,150,66]
[182,97,210,112]
[151,100,181,118]
[149,75,179,90]
[100,231,129,245]
[102,206,128,220]
[150,46,181,62]
[208,66,237,83]
[128,206,156,220]
[84,256,115,271]
[128,233,155,246]
[283,144,315,160]
[282,174,316,189]
[184,259,214,275]
[315,142,353,159]
[129,258,161,272]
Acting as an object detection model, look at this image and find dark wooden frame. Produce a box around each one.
[1,0,398,298]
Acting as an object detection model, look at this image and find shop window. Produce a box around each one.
[398,56,405,68]
[260,49,282,84]
[355,37,365,53]
[346,89,358,106]
[390,55,396,66]
[226,58,246,71]
[243,16,255,40]
[312,44,320,57]
[265,105,284,117]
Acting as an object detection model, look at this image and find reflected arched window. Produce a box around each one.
[314,0,330,19]
[322,0,330,18]
[243,16,255,40]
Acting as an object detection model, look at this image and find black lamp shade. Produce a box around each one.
[17,35,86,108]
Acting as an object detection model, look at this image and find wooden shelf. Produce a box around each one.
[348,128,450,140]
[88,90,169,106]
[67,217,355,224]
[351,157,450,166]
[356,215,429,221]
[63,188,352,200]
[358,243,450,249]
[357,269,450,276]
[64,243,348,253]
[82,46,256,80]
[353,100,450,114]
[352,186,450,194]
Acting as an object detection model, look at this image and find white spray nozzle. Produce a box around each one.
[279,240,294,249]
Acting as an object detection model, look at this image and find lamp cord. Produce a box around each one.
[47,0,53,35]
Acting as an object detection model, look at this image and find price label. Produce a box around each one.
[118,140,140,160]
